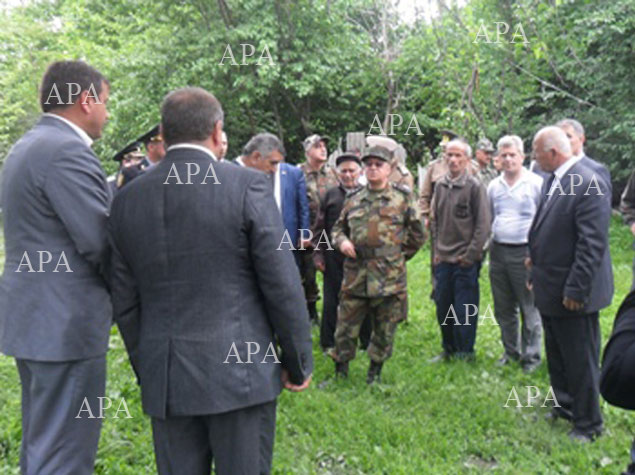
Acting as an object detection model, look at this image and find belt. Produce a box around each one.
[355,245,402,259]
[494,241,528,248]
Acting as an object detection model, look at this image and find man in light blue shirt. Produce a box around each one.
[487,135,543,372]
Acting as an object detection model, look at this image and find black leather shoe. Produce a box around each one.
[366,361,383,384]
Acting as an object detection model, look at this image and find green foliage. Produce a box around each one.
[0,0,632,175]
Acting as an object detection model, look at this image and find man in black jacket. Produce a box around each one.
[600,290,635,474]
[109,87,313,474]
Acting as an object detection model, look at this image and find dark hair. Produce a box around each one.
[40,60,108,112]
[160,87,224,147]
[243,133,286,158]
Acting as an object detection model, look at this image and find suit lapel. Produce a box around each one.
[532,170,576,233]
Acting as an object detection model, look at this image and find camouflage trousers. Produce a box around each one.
[333,292,407,364]
[298,249,320,303]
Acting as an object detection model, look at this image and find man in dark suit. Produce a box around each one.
[235,133,311,259]
[0,60,112,474]
[109,88,313,474]
[529,125,613,442]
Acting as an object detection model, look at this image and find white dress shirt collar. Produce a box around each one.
[42,113,93,147]
[553,154,582,181]
[167,143,218,161]
[236,156,246,167]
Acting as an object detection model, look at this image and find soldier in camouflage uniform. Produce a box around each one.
[475,138,499,187]
[388,144,415,191]
[329,145,425,384]
[298,134,339,322]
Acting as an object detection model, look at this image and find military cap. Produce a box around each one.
[440,129,459,144]
[362,145,392,163]
[303,134,329,151]
[138,124,162,145]
[476,138,495,153]
[335,151,362,167]
[366,135,399,152]
[113,141,145,162]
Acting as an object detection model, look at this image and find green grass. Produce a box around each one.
[0,216,633,474]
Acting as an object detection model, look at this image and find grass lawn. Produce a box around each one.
[0,216,633,474]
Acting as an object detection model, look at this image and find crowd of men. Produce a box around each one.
[1,59,634,474]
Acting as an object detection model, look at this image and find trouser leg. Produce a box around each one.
[16,355,106,475]
[333,295,368,363]
[489,244,520,359]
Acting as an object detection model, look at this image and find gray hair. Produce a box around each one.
[446,139,472,158]
[243,132,286,158]
[533,126,572,156]
[497,135,524,155]
[161,87,224,147]
[556,118,584,137]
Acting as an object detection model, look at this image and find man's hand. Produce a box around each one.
[281,369,312,392]
[339,239,356,259]
[524,257,532,271]
[313,253,325,272]
[630,222,635,237]
[563,296,584,312]
[457,255,473,267]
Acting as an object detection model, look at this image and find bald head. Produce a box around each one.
[532,126,572,172]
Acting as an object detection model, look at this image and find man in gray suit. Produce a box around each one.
[529,126,613,442]
[0,61,112,473]
[109,87,313,474]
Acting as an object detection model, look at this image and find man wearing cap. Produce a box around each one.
[313,151,369,352]
[299,134,339,323]
[475,138,498,188]
[113,142,146,190]
[367,135,415,192]
[140,125,166,168]
[429,139,491,362]
[329,145,425,383]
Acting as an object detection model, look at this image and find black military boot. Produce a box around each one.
[307,302,319,326]
[366,361,383,384]
[335,361,349,379]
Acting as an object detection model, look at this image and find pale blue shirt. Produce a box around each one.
[487,168,543,244]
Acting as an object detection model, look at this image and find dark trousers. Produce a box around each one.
[298,249,319,304]
[321,251,370,349]
[16,355,106,475]
[542,312,603,434]
[434,262,480,355]
[151,400,277,475]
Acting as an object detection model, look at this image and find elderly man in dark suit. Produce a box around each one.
[0,60,112,474]
[529,125,613,442]
[109,87,313,474]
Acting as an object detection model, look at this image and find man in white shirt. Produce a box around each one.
[487,135,543,372]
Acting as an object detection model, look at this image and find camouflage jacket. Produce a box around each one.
[477,166,499,188]
[332,183,425,297]
[299,162,339,227]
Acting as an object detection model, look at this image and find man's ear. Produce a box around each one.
[78,90,92,115]
[212,121,223,146]
[580,134,586,146]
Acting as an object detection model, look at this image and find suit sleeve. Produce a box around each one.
[464,182,491,263]
[601,292,635,409]
[244,174,313,384]
[564,177,611,303]
[43,144,111,275]
[296,170,311,233]
[108,210,141,380]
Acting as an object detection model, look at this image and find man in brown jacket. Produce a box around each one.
[429,139,491,361]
